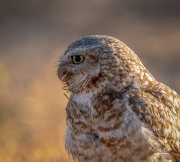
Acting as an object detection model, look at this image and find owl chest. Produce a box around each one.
[65,93,157,162]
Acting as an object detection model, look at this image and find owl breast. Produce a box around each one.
[64,90,174,162]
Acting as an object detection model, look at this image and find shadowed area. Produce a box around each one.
[0,0,180,161]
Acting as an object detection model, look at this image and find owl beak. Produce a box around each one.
[58,70,67,82]
[58,67,72,82]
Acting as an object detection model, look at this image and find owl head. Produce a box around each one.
[57,35,154,93]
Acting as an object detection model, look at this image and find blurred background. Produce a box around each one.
[0,0,180,161]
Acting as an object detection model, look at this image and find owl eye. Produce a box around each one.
[71,55,84,64]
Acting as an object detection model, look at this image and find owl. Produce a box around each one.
[57,35,180,162]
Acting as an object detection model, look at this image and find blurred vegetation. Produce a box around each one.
[0,61,71,162]
[0,62,8,95]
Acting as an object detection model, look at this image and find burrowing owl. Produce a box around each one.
[57,35,180,162]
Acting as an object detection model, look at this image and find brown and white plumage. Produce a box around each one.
[57,35,180,162]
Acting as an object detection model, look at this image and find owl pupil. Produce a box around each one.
[75,55,81,62]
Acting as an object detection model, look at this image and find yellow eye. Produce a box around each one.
[71,55,84,64]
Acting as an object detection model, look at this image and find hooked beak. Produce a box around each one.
[58,66,72,82]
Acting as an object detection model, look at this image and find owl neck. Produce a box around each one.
[70,67,155,95]
[71,78,139,98]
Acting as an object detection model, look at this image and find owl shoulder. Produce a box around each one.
[128,84,180,156]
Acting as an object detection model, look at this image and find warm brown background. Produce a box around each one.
[0,0,180,162]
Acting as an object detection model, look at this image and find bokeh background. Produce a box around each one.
[0,0,180,162]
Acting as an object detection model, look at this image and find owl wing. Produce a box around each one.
[129,82,180,160]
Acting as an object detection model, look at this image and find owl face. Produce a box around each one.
[58,46,102,93]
